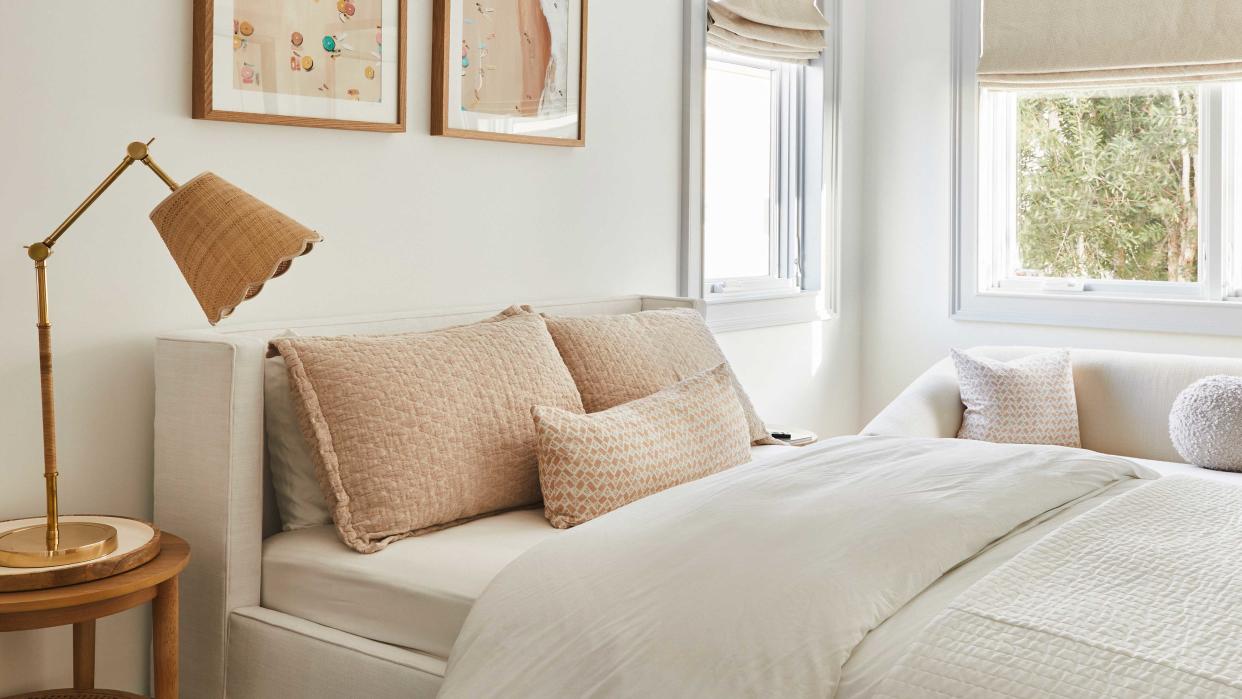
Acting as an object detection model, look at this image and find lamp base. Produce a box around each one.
[0,522,118,568]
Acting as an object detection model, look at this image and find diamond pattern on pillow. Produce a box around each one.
[534,364,752,529]
[953,348,1081,448]
[544,309,774,445]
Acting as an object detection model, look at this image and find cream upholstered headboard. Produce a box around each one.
[152,294,698,697]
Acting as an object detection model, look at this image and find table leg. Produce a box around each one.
[72,619,96,689]
[152,576,179,699]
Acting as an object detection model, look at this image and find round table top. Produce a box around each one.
[8,691,147,699]
[0,534,189,615]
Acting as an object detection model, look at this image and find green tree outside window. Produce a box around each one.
[1016,88,1199,282]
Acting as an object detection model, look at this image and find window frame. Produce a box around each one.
[981,88,1212,301]
[951,0,1242,336]
[702,52,795,294]
[682,0,838,332]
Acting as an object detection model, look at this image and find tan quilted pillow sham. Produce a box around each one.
[264,305,532,532]
[534,363,752,528]
[272,312,584,553]
[544,308,773,444]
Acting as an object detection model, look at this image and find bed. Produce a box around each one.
[154,295,702,698]
[154,303,1242,698]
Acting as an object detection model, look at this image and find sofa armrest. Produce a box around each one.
[862,357,964,439]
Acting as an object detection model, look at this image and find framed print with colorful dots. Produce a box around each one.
[432,0,587,146]
[193,0,406,131]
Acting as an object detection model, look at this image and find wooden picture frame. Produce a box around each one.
[193,0,407,132]
[432,0,587,146]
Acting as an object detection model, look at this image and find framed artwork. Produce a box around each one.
[193,0,407,132]
[432,0,587,146]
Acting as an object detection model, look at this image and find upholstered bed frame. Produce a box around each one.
[152,295,699,699]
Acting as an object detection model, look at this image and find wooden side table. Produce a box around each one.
[0,534,190,699]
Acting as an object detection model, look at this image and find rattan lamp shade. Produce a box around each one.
[149,172,321,324]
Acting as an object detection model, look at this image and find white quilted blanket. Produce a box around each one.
[439,436,1153,698]
[876,476,1242,699]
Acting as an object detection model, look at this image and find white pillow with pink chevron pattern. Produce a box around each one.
[952,348,1081,448]
[532,363,752,529]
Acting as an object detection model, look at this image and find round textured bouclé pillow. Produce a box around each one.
[1169,375,1242,472]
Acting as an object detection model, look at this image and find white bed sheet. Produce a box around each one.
[262,508,557,659]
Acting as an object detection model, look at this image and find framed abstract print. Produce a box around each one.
[193,0,406,132]
[432,0,587,146]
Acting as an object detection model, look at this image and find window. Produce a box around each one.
[703,50,802,298]
[953,0,1242,335]
[1015,89,1200,284]
[683,0,835,331]
[979,85,1219,298]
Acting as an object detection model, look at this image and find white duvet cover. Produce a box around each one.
[439,435,1154,698]
[875,476,1242,698]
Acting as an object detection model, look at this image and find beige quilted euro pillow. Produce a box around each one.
[544,308,774,444]
[953,348,1081,448]
[534,363,752,528]
[264,306,532,532]
[272,312,584,553]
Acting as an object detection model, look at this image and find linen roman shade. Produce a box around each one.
[707,0,828,64]
[979,0,1242,90]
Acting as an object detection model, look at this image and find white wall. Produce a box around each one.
[722,0,866,442]
[0,1,863,693]
[858,0,1242,420]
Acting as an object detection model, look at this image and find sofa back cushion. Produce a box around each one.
[1066,349,1242,462]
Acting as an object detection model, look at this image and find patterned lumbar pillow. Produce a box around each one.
[533,363,752,529]
[1169,375,1242,472]
[952,348,1081,448]
[543,308,775,445]
[271,311,584,553]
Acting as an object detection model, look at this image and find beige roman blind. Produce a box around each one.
[707,0,828,64]
[979,0,1242,90]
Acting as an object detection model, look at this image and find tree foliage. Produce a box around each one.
[1016,88,1199,282]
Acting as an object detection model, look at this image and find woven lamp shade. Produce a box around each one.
[149,172,320,325]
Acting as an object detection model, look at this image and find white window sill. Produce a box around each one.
[954,289,1242,337]
[704,290,832,332]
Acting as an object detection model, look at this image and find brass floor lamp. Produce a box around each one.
[0,140,321,568]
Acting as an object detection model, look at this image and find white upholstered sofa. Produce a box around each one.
[863,346,1242,478]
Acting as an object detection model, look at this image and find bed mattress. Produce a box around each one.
[260,447,1235,683]
[263,445,799,659]
[262,508,556,659]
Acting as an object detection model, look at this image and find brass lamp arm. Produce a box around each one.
[21,139,180,555]
[2,138,318,567]
[27,140,180,262]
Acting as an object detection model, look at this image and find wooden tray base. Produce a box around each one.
[7,690,148,699]
[0,517,160,593]
[8,690,147,695]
